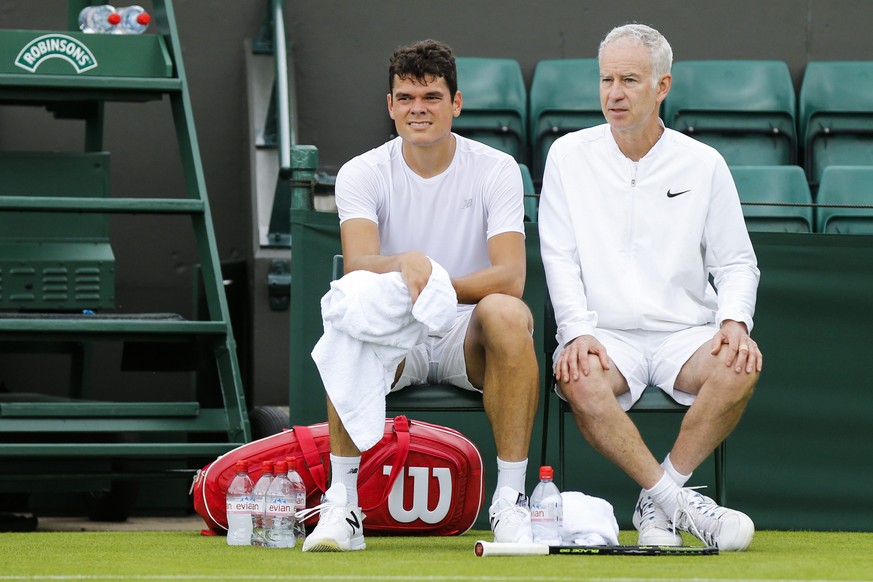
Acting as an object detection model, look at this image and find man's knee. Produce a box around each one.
[477,294,533,328]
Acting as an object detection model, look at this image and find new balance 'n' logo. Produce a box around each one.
[345,512,361,533]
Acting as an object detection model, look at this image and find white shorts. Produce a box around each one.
[392,308,479,393]
[554,324,717,411]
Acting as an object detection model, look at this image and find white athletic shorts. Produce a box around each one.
[392,307,479,393]
[554,324,718,411]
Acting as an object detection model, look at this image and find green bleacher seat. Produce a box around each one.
[529,58,602,181]
[730,165,814,233]
[815,166,873,234]
[519,163,537,222]
[454,57,527,162]
[664,60,797,166]
[799,61,873,188]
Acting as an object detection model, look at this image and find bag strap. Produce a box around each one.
[361,415,411,512]
[294,424,328,493]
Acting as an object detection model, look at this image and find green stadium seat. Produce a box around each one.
[454,57,527,162]
[799,61,873,188]
[529,58,602,181]
[815,166,873,234]
[519,163,538,222]
[730,166,814,233]
[664,60,797,166]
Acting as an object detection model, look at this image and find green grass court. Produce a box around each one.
[2,529,872,581]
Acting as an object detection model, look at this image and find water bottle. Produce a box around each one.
[78,5,120,34]
[264,460,295,548]
[225,460,255,546]
[114,6,152,35]
[530,465,563,545]
[286,457,307,543]
[250,461,274,547]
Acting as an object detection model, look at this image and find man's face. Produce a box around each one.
[599,41,670,135]
[387,74,462,149]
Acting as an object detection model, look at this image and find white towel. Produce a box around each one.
[311,258,456,451]
[561,491,620,546]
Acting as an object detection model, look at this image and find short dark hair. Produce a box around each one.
[388,39,457,97]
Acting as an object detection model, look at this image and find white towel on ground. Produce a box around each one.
[561,491,620,546]
[311,258,456,451]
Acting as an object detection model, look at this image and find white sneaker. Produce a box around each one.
[489,486,533,544]
[673,488,755,551]
[300,483,366,552]
[632,491,683,546]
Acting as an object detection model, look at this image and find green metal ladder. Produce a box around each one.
[0,1,250,484]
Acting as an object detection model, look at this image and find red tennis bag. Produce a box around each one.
[192,415,484,536]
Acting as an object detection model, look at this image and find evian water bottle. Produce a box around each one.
[225,460,255,546]
[529,465,563,545]
[264,460,295,548]
[286,457,307,542]
[250,461,274,547]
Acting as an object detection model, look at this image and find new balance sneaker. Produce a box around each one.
[673,488,755,551]
[489,486,533,543]
[632,490,683,546]
[300,483,366,552]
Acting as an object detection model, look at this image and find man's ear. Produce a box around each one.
[656,74,672,105]
[453,90,463,118]
[387,93,395,119]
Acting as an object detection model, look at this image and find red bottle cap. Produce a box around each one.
[107,13,121,25]
[137,13,151,25]
[539,466,554,480]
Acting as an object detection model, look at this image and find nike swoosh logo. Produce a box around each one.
[667,189,691,198]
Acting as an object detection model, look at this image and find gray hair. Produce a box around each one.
[598,24,673,87]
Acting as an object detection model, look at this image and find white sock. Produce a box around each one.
[662,454,692,487]
[330,454,360,507]
[493,458,528,504]
[647,471,682,517]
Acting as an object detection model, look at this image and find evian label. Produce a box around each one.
[14,34,98,74]
[226,496,256,514]
[266,499,293,516]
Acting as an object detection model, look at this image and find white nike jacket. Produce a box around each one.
[538,124,759,348]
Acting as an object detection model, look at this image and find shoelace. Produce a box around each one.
[672,488,722,548]
[637,496,674,530]
[296,499,335,523]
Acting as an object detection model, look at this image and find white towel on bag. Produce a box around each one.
[311,258,457,451]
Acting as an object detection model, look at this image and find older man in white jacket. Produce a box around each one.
[539,24,762,552]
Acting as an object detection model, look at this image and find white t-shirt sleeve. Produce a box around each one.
[335,155,383,225]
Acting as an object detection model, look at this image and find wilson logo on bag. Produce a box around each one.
[192,416,484,536]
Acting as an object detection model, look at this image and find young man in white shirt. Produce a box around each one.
[539,24,762,551]
[303,39,539,552]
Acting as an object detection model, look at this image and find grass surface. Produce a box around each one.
[1,529,872,581]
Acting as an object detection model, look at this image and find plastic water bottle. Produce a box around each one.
[78,5,119,34]
[264,460,295,548]
[225,460,255,546]
[114,6,152,35]
[530,465,563,545]
[286,457,307,543]
[250,461,274,547]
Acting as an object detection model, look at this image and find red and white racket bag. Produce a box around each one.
[192,415,484,536]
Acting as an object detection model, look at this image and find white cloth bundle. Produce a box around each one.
[561,491,620,546]
[311,258,457,451]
